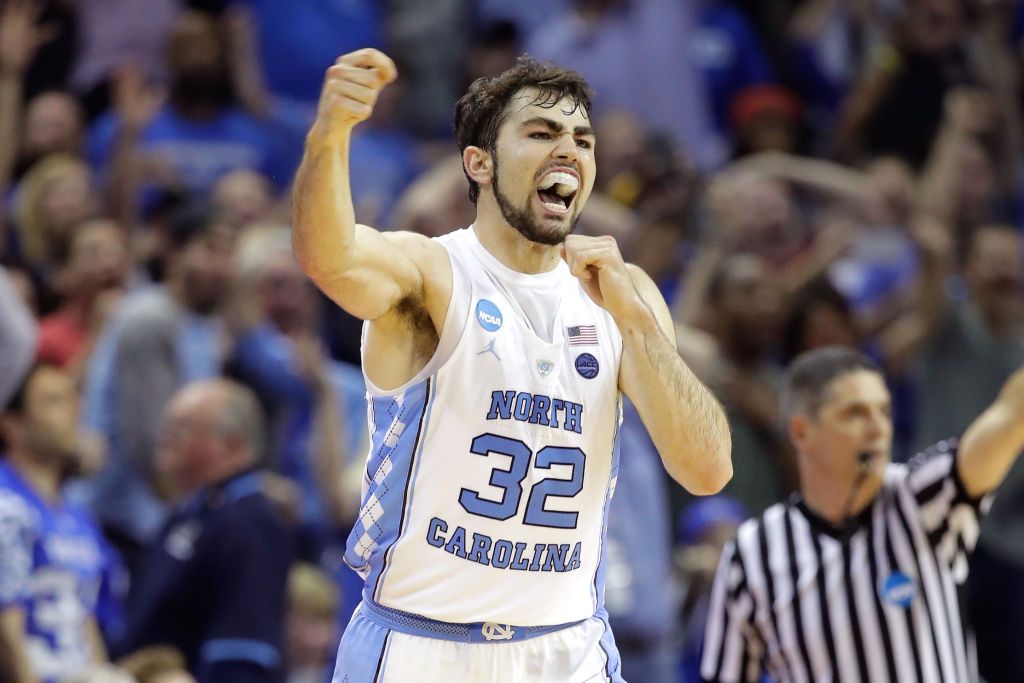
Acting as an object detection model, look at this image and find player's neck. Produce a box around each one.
[8,452,62,505]
[473,215,562,275]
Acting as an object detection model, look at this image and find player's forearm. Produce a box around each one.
[291,125,359,281]
[620,306,732,494]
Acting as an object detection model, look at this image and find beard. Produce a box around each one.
[172,69,232,109]
[492,158,579,246]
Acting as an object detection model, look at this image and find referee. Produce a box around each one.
[701,347,1024,683]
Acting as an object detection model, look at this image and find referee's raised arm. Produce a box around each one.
[955,366,1024,498]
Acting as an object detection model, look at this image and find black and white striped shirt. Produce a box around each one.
[701,442,994,683]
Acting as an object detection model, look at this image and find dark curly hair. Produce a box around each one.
[453,56,593,204]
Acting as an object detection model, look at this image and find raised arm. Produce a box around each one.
[561,235,732,494]
[957,366,1024,499]
[291,48,445,324]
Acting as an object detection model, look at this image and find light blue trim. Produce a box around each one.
[596,609,625,682]
[344,382,429,579]
[332,607,391,683]
[360,599,585,644]
[373,374,439,600]
[378,629,394,680]
[592,398,622,611]
[200,638,280,668]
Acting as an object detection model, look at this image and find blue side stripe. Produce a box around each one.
[374,375,438,600]
[344,379,431,581]
[595,609,624,682]
[332,607,391,683]
[200,638,280,668]
[364,395,400,482]
[374,631,393,682]
[592,397,622,611]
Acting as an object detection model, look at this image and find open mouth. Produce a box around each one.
[536,171,579,214]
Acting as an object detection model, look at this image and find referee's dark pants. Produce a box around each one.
[969,542,1024,683]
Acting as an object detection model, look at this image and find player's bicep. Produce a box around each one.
[304,227,437,322]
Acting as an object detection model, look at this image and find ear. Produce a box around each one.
[788,413,810,452]
[463,146,493,189]
[0,413,21,445]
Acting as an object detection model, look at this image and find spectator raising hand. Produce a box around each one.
[0,0,57,77]
[0,0,57,245]
[108,65,166,227]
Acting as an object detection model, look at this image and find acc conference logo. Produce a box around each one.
[575,353,599,379]
[476,299,503,332]
[880,571,916,608]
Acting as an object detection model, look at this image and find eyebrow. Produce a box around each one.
[520,116,594,137]
[837,400,892,412]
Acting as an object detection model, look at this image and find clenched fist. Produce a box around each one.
[313,48,397,143]
[561,234,646,323]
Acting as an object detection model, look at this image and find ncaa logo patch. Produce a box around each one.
[575,353,599,379]
[476,299,503,332]
[880,571,916,608]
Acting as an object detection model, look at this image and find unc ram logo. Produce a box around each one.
[481,622,515,641]
[476,300,503,332]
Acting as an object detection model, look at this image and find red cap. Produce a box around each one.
[729,84,801,132]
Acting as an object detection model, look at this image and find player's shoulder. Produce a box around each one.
[379,228,449,257]
[378,228,455,284]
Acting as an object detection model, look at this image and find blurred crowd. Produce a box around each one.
[1,0,1023,681]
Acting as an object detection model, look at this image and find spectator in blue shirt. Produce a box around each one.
[0,363,115,683]
[115,378,294,683]
[692,0,778,135]
[230,0,383,113]
[86,11,290,209]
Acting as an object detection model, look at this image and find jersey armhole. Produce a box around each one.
[362,242,468,397]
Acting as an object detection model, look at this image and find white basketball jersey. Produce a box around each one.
[345,227,624,626]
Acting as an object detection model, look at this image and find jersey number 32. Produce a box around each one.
[458,433,586,529]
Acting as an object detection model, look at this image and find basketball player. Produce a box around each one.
[292,48,733,683]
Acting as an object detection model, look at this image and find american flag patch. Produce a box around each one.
[567,324,599,346]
